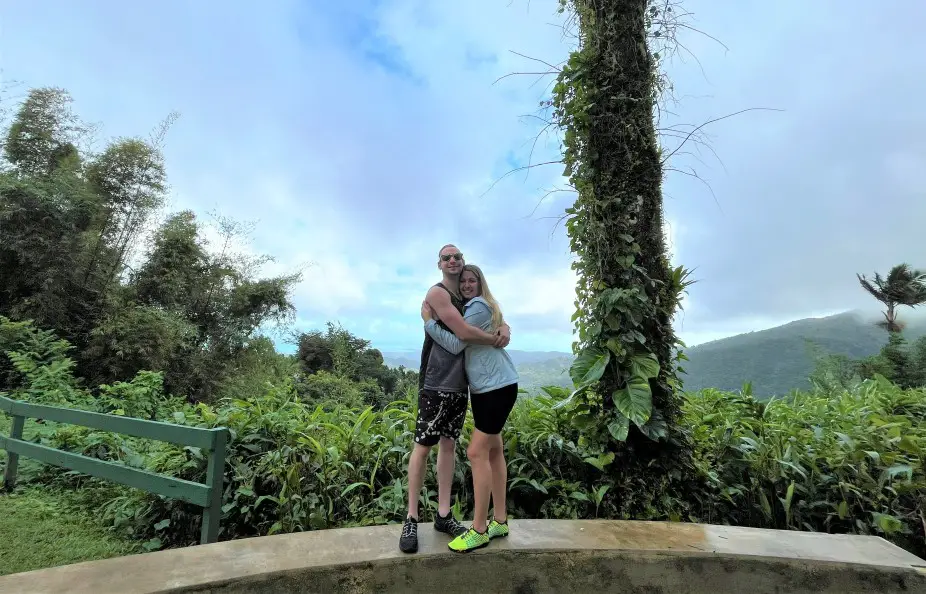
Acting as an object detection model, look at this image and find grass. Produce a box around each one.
[1,416,140,576]
[0,487,140,577]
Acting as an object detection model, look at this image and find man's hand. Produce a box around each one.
[494,323,511,348]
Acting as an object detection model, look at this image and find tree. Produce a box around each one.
[857,264,926,333]
[549,0,696,517]
[84,138,168,288]
[0,89,105,345]
[0,85,303,403]
[3,87,85,177]
[295,323,417,407]
[131,211,301,400]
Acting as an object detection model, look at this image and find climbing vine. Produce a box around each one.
[551,0,697,513]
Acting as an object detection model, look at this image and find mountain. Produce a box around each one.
[383,311,926,398]
[680,311,926,396]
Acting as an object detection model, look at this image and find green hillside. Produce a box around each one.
[681,311,926,396]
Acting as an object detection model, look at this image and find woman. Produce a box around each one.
[420,264,519,553]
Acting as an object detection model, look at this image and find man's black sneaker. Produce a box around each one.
[434,511,467,537]
[399,516,419,553]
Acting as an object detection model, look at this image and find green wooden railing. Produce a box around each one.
[0,395,228,545]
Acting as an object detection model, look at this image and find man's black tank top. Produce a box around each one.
[418,282,468,394]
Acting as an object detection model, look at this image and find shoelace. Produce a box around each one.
[446,517,466,534]
[401,520,417,538]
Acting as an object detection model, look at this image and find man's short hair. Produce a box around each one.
[438,243,458,258]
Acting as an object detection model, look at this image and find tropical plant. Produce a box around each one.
[857,264,926,332]
[684,377,925,558]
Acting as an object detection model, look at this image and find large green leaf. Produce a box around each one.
[872,512,903,535]
[630,353,660,379]
[612,377,652,427]
[570,346,610,387]
[607,413,630,442]
[639,408,667,441]
[583,451,615,470]
[551,384,589,410]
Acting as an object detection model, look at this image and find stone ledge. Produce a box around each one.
[1,520,924,594]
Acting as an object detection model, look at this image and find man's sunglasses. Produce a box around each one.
[440,253,464,262]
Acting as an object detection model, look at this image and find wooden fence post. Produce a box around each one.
[3,415,25,491]
[200,428,227,545]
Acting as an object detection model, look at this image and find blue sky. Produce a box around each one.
[3,0,925,354]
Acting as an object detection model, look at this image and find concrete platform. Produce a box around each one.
[1,520,924,593]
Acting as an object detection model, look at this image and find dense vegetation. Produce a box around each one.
[1,316,923,562]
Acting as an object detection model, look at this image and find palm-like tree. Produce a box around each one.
[857,263,926,332]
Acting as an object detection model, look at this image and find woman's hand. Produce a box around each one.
[421,300,433,322]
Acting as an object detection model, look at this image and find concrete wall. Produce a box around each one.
[1,520,924,594]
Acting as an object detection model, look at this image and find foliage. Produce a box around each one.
[857,263,926,333]
[812,332,926,392]
[0,315,89,406]
[125,211,301,401]
[549,0,696,516]
[684,378,925,558]
[3,87,85,177]
[295,323,418,409]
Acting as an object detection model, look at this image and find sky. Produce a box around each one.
[2,0,925,354]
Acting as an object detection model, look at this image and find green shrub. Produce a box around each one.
[683,376,925,556]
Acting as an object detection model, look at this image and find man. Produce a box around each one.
[399,244,510,553]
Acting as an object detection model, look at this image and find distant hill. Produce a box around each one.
[681,311,926,396]
[381,349,573,393]
[383,311,926,398]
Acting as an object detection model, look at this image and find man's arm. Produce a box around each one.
[425,302,492,354]
[426,287,499,345]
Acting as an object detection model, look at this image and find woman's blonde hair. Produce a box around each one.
[461,264,504,331]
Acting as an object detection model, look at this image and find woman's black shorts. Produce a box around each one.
[471,383,518,435]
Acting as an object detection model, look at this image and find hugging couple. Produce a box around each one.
[399,244,519,554]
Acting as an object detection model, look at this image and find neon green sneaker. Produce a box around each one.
[487,519,509,539]
[447,527,490,553]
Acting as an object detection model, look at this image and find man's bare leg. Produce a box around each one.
[436,436,456,516]
[407,443,431,519]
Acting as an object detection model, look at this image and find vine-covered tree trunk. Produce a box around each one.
[554,0,696,517]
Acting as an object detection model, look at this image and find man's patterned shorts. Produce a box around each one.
[414,390,468,446]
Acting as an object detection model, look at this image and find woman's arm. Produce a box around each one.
[424,302,492,354]
[424,320,465,354]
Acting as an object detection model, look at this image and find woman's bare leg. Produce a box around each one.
[487,434,507,522]
[467,429,494,532]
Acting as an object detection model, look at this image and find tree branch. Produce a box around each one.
[660,107,785,165]
[480,160,563,199]
[492,70,560,86]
